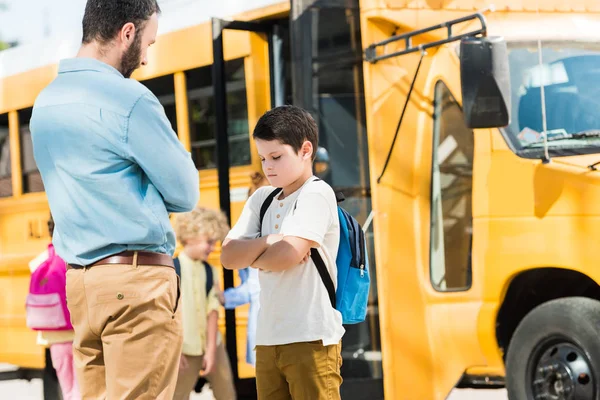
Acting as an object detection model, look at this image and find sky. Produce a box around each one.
[0,0,87,45]
[0,0,280,47]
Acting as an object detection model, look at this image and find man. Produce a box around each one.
[29,1,199,399]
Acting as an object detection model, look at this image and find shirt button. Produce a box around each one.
[117,293,124,300]
[275,224,279,229]
[276,214,280,218]
[279,203,284,207]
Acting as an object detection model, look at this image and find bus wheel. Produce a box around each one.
[506,297,600,400]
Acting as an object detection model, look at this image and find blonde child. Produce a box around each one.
[173,207,236,400]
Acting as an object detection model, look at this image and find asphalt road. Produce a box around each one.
[0,366,509,400]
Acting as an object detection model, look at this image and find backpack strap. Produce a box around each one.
[203,261,214,296]
[311,248,336,309]
[174,257,181,278]
[259,188,282,234]
[283,177,337,308]
[293,177,322,212]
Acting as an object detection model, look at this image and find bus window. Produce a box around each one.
[140,74,178,133]
[0,113,11,197]
[185,58,250,170]
[430,81,474,291]
[19,108,44,194]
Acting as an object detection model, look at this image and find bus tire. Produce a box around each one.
[505,297,600,400]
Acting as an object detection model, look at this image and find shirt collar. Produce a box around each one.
[58,57,124,78]
[178,251,203,266]
[277,176,318,202]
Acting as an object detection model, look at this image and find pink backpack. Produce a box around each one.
[26,244,73,331]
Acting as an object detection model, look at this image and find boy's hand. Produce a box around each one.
[179,354,189,371]
[201,347,216,376]
[301,250,311,264]
[266,233,284,246]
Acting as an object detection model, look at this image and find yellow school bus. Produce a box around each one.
[3,0,600,399]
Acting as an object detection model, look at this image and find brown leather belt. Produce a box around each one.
[67,251,174,270]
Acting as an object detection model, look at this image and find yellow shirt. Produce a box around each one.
[179,252,222,356]
[37,330,75,347]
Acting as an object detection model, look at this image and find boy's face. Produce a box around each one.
[183,235,217,261]
[256,139,311,188]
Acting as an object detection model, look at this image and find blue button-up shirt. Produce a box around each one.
[30,58,199,265]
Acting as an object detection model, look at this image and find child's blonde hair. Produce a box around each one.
[175,207,230,244]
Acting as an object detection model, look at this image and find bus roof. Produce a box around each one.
[363,0,600,12]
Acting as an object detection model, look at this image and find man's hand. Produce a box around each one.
[179,354,189,371]
[201,347,216,376]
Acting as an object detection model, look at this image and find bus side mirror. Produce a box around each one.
[460,36,511,129]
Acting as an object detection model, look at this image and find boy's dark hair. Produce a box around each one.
[253,105,318,161]
[82,0,161,45]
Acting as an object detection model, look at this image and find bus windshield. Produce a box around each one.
[506,41,600,157]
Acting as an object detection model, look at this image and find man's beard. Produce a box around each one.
[120,33,142,79]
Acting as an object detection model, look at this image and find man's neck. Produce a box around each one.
[77,43,121,73]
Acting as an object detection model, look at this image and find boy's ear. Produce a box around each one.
[301,141,313,160]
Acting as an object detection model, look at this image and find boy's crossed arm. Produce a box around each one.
[251,236,314,272]
[221,235,314,272]
[221,234,280,270]
[222,189,330,272]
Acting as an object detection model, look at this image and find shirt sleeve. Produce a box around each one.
[206,265,221,314]
[223,284,251,309]
[206,289,221,315]
[280,191,334,247]
[127,92,199,213]
[225,188,267,240]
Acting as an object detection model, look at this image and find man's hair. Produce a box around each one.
[175,207,230,244]
[82,0,161,45]
[252,105,319,161]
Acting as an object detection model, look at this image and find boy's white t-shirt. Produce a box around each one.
[226,177,345,346]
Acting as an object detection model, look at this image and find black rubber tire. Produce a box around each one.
[506,297,600,400]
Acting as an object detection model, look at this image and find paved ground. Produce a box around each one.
[0,363,509,399]
[0,368,508,399]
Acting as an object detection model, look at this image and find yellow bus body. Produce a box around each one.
[2,1,600,399]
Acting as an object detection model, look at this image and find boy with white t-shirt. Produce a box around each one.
[221,105,344,400]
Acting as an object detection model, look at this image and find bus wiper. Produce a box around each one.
[571,130,600,139]
[522,130,600,149]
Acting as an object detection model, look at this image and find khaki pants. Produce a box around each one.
[66,263,183,400]
[255,341,343,400]
[173,341,237,400]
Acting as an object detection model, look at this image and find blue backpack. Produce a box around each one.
[259,180,370,324]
